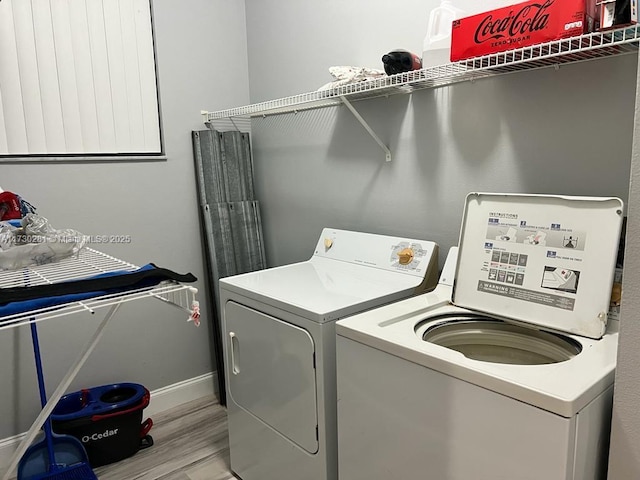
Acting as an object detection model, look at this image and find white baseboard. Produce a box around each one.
[0,372,217,474]
[145,372,217,417]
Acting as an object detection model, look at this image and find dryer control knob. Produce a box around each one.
[398,248,414,265]
[324,238,333,250]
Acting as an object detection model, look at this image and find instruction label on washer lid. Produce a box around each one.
[452,193,624,339]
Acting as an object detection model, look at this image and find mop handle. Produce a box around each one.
[29,320,57,470]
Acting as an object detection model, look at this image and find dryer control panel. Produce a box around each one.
[312,228,438,278]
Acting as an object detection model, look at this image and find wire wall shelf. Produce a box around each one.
[202,25,640,122]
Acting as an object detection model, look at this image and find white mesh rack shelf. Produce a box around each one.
[0,248,199,480]
[201,25,640,161]
[202,25,640,122]
[0,248,199,331]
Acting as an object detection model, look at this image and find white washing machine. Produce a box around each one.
[219,228,439,480]
[336,194,624,480]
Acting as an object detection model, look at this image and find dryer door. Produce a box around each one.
[225,301,319,453]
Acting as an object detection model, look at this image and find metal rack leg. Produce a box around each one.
[2,303,122,480]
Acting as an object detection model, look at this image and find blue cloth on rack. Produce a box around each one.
[0,264,195,320]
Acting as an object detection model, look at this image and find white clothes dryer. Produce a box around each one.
[336,194,624,480]
[219,228,439,480]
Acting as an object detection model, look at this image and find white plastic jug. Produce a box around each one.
[423,0,466,68]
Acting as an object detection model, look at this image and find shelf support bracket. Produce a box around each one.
[340,96,391,162]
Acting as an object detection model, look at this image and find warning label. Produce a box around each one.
[477,281,575,311]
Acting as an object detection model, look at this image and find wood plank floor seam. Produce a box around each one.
[94,395,237,480]
[6,395,238,480]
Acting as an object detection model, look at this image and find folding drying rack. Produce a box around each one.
[0,248,199,480]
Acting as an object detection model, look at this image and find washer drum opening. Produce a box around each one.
[420,317,582,365]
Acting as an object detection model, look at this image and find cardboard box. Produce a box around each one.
[451,0,598,62]
[600,0,618,28]
[598,0,637,30]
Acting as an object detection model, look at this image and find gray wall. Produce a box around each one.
[244,0,638,476]
[0,0,249,438]
[245,0,635,269]
[609,53,640,480]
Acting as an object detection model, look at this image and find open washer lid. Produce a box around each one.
[452,193,624,339]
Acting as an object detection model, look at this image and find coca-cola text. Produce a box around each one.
[474,1,554,44]
[451,0,596,62]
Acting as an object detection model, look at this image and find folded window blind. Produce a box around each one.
[0,0,161,156]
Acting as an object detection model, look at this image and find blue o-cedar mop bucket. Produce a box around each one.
[51,383,153,467]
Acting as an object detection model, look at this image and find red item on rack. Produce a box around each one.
[450,0,598,62]
[0,191,23,221]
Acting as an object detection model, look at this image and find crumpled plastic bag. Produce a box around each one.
[317,66,386,91]
[0,214,87,270]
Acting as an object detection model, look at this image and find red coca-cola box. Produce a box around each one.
[451,0,598,62]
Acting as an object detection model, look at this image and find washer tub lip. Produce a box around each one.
[416,314,583,365]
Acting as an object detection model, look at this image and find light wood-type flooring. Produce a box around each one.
[4,395,236,480]
[95,395,238,480]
